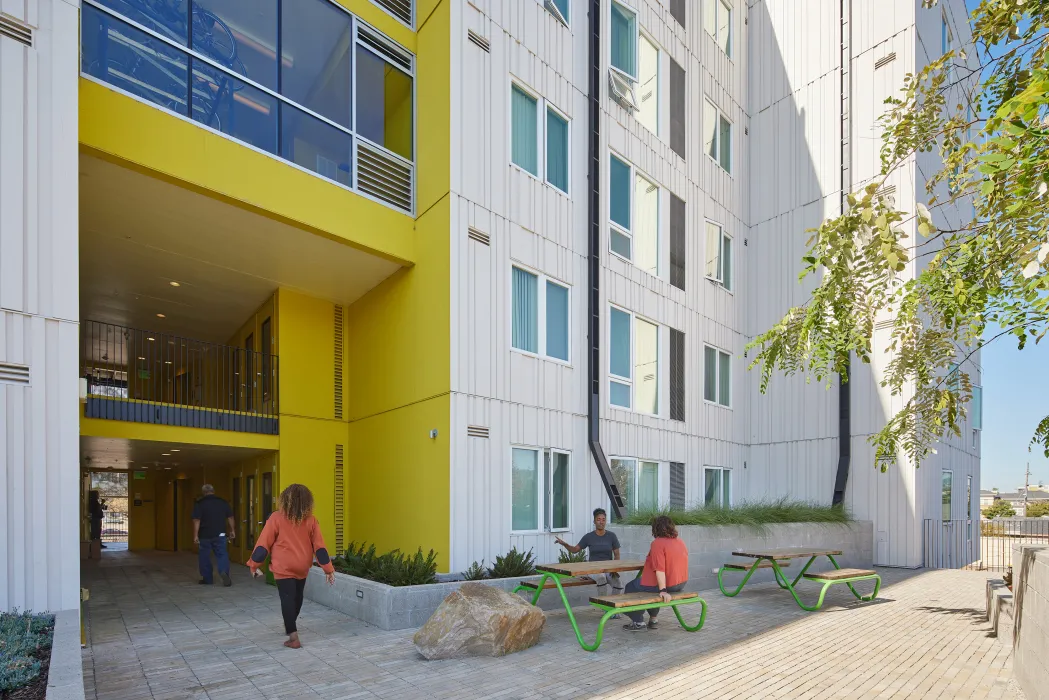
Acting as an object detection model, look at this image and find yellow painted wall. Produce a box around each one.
[128,469,157,551]
[80,416,279,451]
[278,416,347,555]
[346,394,449,568]
[277,290,338,421]
[415,0,451,215]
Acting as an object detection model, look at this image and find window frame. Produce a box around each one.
[941,469,954,522]
[971,384,983,431]
[510,263,572,365]
[703,466,732,507]
[609,456,660,515]
[703,98,733,174]
[511,446,572,535]
[609,0,640,81]
[703,344,732,409]
[546,449,572,533]
[608,152,660,275]
[636,30,661,137]
[509,78,571,195]
[609,304,662,416]
[546,0,570,27]
[705,0,733,58]
[704,220,733,292]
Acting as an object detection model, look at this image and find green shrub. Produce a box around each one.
[333,541,439,586]
[558,548,587,564]
[620,499,851,527]
[488,547,537,579]
[982,500,1016,519]
[0,611,54,693]
[1025,501,1049,518]
[461,561,487,580]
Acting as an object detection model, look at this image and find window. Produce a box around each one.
[669,58,686,160]
[512,266,570,362]
[704,99,732,173]
[611,458,659,518]
[81,1,416,212]
[704,467,732,507]
[609,154,659,275]
[513,447,570,533]
[547,0,569,26]
[704,0,732,56]
[669,328,685,421]
[637,34,659,135]
[670,0,685,28]
[971,385,983,430]
[705,222,733,291]
[610,2,638,78]
[511,82,571,192]
[670,194,686,291]
[966,475,973,541]
[704,345,731,407]
[942,470,953,521]
[511,85,539,175]
[610,306,660,415]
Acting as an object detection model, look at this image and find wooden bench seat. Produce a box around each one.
[589,591,699,608]
[804,568,877,581]
[517,576,595,591]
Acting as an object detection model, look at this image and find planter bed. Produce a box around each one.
[305,521,873,631]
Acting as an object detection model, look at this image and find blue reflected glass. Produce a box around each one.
[281,0,352,128]
[82,5,190,116]
[191,0,277,89]
[92,0,190,45]
[280,104,352,186]
[191,58,277,153]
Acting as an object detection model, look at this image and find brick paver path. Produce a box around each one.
[82,551,1024,699]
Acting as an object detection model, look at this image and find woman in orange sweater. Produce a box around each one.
[622,515,689,632]
[248,484,336,648]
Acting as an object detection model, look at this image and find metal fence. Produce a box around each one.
[924,518,1049,571]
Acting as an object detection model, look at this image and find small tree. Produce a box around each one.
[982,500,1016,520]
[1025,501,1049,518]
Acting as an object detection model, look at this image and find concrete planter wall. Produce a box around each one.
[1010,543,1049,700]
[615,521,874,591]
[46,609,85,700]
[304,569,600,631]
[306,521,873,630]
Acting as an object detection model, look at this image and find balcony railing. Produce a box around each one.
[81,320,278,435]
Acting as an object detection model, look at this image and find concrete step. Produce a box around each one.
[985,578,1014,641]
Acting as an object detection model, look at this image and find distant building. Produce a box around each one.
[980,486,1049,518]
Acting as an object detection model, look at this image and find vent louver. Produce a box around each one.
[467,29,490,52]
[467,227,490,245]
[357,24,413,73]
[874,52,897,70]
[467,425,490,438]
[334,444,345,552]
[0,15,32,47]
[356,140,413,213]
[334,305,344,419]
[0,362,30,386]
[370,0,412,27]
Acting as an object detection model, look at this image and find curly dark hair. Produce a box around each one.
[651,515,678,539]
[279,484,314,525]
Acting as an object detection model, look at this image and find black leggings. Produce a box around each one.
[276,578,307,634]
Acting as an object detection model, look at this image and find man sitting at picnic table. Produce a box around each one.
[553,507,625,591]
[622,515,689,632]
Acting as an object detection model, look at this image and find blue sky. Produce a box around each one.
[960,0,1048,491]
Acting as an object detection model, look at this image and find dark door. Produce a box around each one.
[244,334,254,413]
[232,476,241,555]
[245,474,256,548]
[262,472,273,525]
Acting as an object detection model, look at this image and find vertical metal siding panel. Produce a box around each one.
[1,39,26,312]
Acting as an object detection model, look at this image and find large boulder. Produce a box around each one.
[412,583,545,659]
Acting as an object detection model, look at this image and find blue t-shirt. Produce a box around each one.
[576,530,621,561]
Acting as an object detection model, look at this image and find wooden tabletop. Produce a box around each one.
[535,560,645,576]
[731,548,843,559]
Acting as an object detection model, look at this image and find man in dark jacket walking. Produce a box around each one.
[192,484,236,586]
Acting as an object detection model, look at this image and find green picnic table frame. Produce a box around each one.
[717,548,881,611]
[512,561,707,651]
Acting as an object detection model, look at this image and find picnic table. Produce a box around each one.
[512,560,707,651]
[716,547,881,611]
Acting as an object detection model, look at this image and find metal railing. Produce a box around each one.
[81,320,279,434]
[924,518,1049,571]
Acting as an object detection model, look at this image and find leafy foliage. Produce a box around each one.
[1025,500,1049,517]
[333,542,439,586]
[620,499,851,527]
[747,0,1049,470]
[982,500,1017,519]
[461,560,487,580]
[488,547,537,579]
[558,548,588,564]
[0,611,54,693]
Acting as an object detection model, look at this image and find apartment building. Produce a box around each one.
[0,0,980,613]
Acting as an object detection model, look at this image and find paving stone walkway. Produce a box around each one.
[82,551,1024,699]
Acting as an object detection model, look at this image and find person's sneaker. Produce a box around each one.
[622,622,647,631]
[198,579,211,585]
[221,573,232,587]
[610,613,623,620]
[647,619,659,630]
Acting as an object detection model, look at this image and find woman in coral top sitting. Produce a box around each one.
[248,484,336,648]
[622,515,689,632]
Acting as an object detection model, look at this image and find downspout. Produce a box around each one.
[832,0,853,506]
[587,0,625,519]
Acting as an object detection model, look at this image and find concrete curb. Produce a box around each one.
[45,609,85,700]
